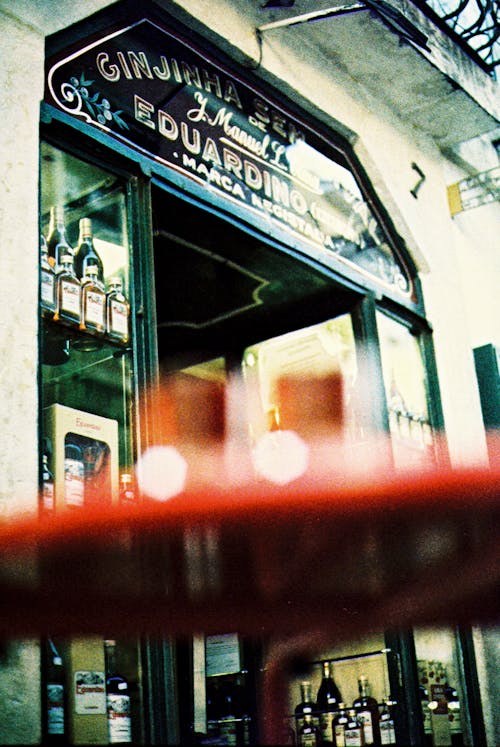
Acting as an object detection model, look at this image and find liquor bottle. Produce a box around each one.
[44,637,66,741]
[316,661,342,744]
[299,713,320,746]
[40,232,57,315]
[353,676,380,746]
[74,217,104,281]
[64,438,85,508]
[333,703,349,747]
[378,700,396,745]
[295,681,318,734]
[444,679,463,747]
[344,709,365,746]
[106,276,130,343]
[104,639,132,744]
[80,264,105,334]
[119,473,135,505]
[46,206,74,270]
[54,254,81,326]
[42,453,55,512]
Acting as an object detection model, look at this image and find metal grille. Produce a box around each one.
[415,0,499,74]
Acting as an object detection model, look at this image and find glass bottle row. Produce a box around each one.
[293,669,396,747]
[40,207,129,343]
[44,637,132,743]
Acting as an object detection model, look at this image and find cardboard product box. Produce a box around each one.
[44,404,119,510]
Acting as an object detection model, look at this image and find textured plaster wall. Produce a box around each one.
[0,10,42,520]
[0,9,45,745]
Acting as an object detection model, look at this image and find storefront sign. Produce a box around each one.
[46,17,410,295]
[447,166,500,216]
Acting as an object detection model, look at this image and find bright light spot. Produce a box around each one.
[252,430,309,485]
[136,445,187,500]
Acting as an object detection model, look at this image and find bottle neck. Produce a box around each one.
[301,683,313,703]
[104,640,117,676]
[49,209,67,237]
[83,269,100,284]
[61,261,75,275]
[358,679,371,698]
[322,661,331,679]
[47,637,62,666]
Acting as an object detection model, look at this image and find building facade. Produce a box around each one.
[0,0,498,744]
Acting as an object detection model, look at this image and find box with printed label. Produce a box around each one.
[44,404,119,510]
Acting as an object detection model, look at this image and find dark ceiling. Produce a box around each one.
[152,186,359,367]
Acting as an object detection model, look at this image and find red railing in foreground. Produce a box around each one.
[0,460,498,742]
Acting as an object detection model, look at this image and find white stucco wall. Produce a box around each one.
[0,9,45,743]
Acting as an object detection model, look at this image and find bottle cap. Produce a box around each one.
[79,217,93,236]
[52,205,65,223]
[109,276,123,286]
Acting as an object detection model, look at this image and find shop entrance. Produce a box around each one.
[152,184,361,373]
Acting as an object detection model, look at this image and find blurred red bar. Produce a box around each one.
[0,461,498,638]
[1,453,498,742]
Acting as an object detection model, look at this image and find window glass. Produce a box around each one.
[376,311,435,469]
[242,314,357,445]
[40,142,141,744]
[414,627,470,746]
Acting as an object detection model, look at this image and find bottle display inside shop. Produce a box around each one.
[64,437,85,508]
[80,263,106,334]
[333,703,349,747]
[344,709,365,747]
[42,451,55,513]
[47,205,74,269]
[106,276,130,343]
[44,637,66,741]
[54,253,81,326]
[353,675,380,746]
[104,639,132,744]
[40,232,57,315]
[378,700,396,746]
[316,661,342,745]
[74,217,104,282]
[299,712,321,746]
[295,681,319,735]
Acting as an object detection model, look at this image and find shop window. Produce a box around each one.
[39,140,141,744]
